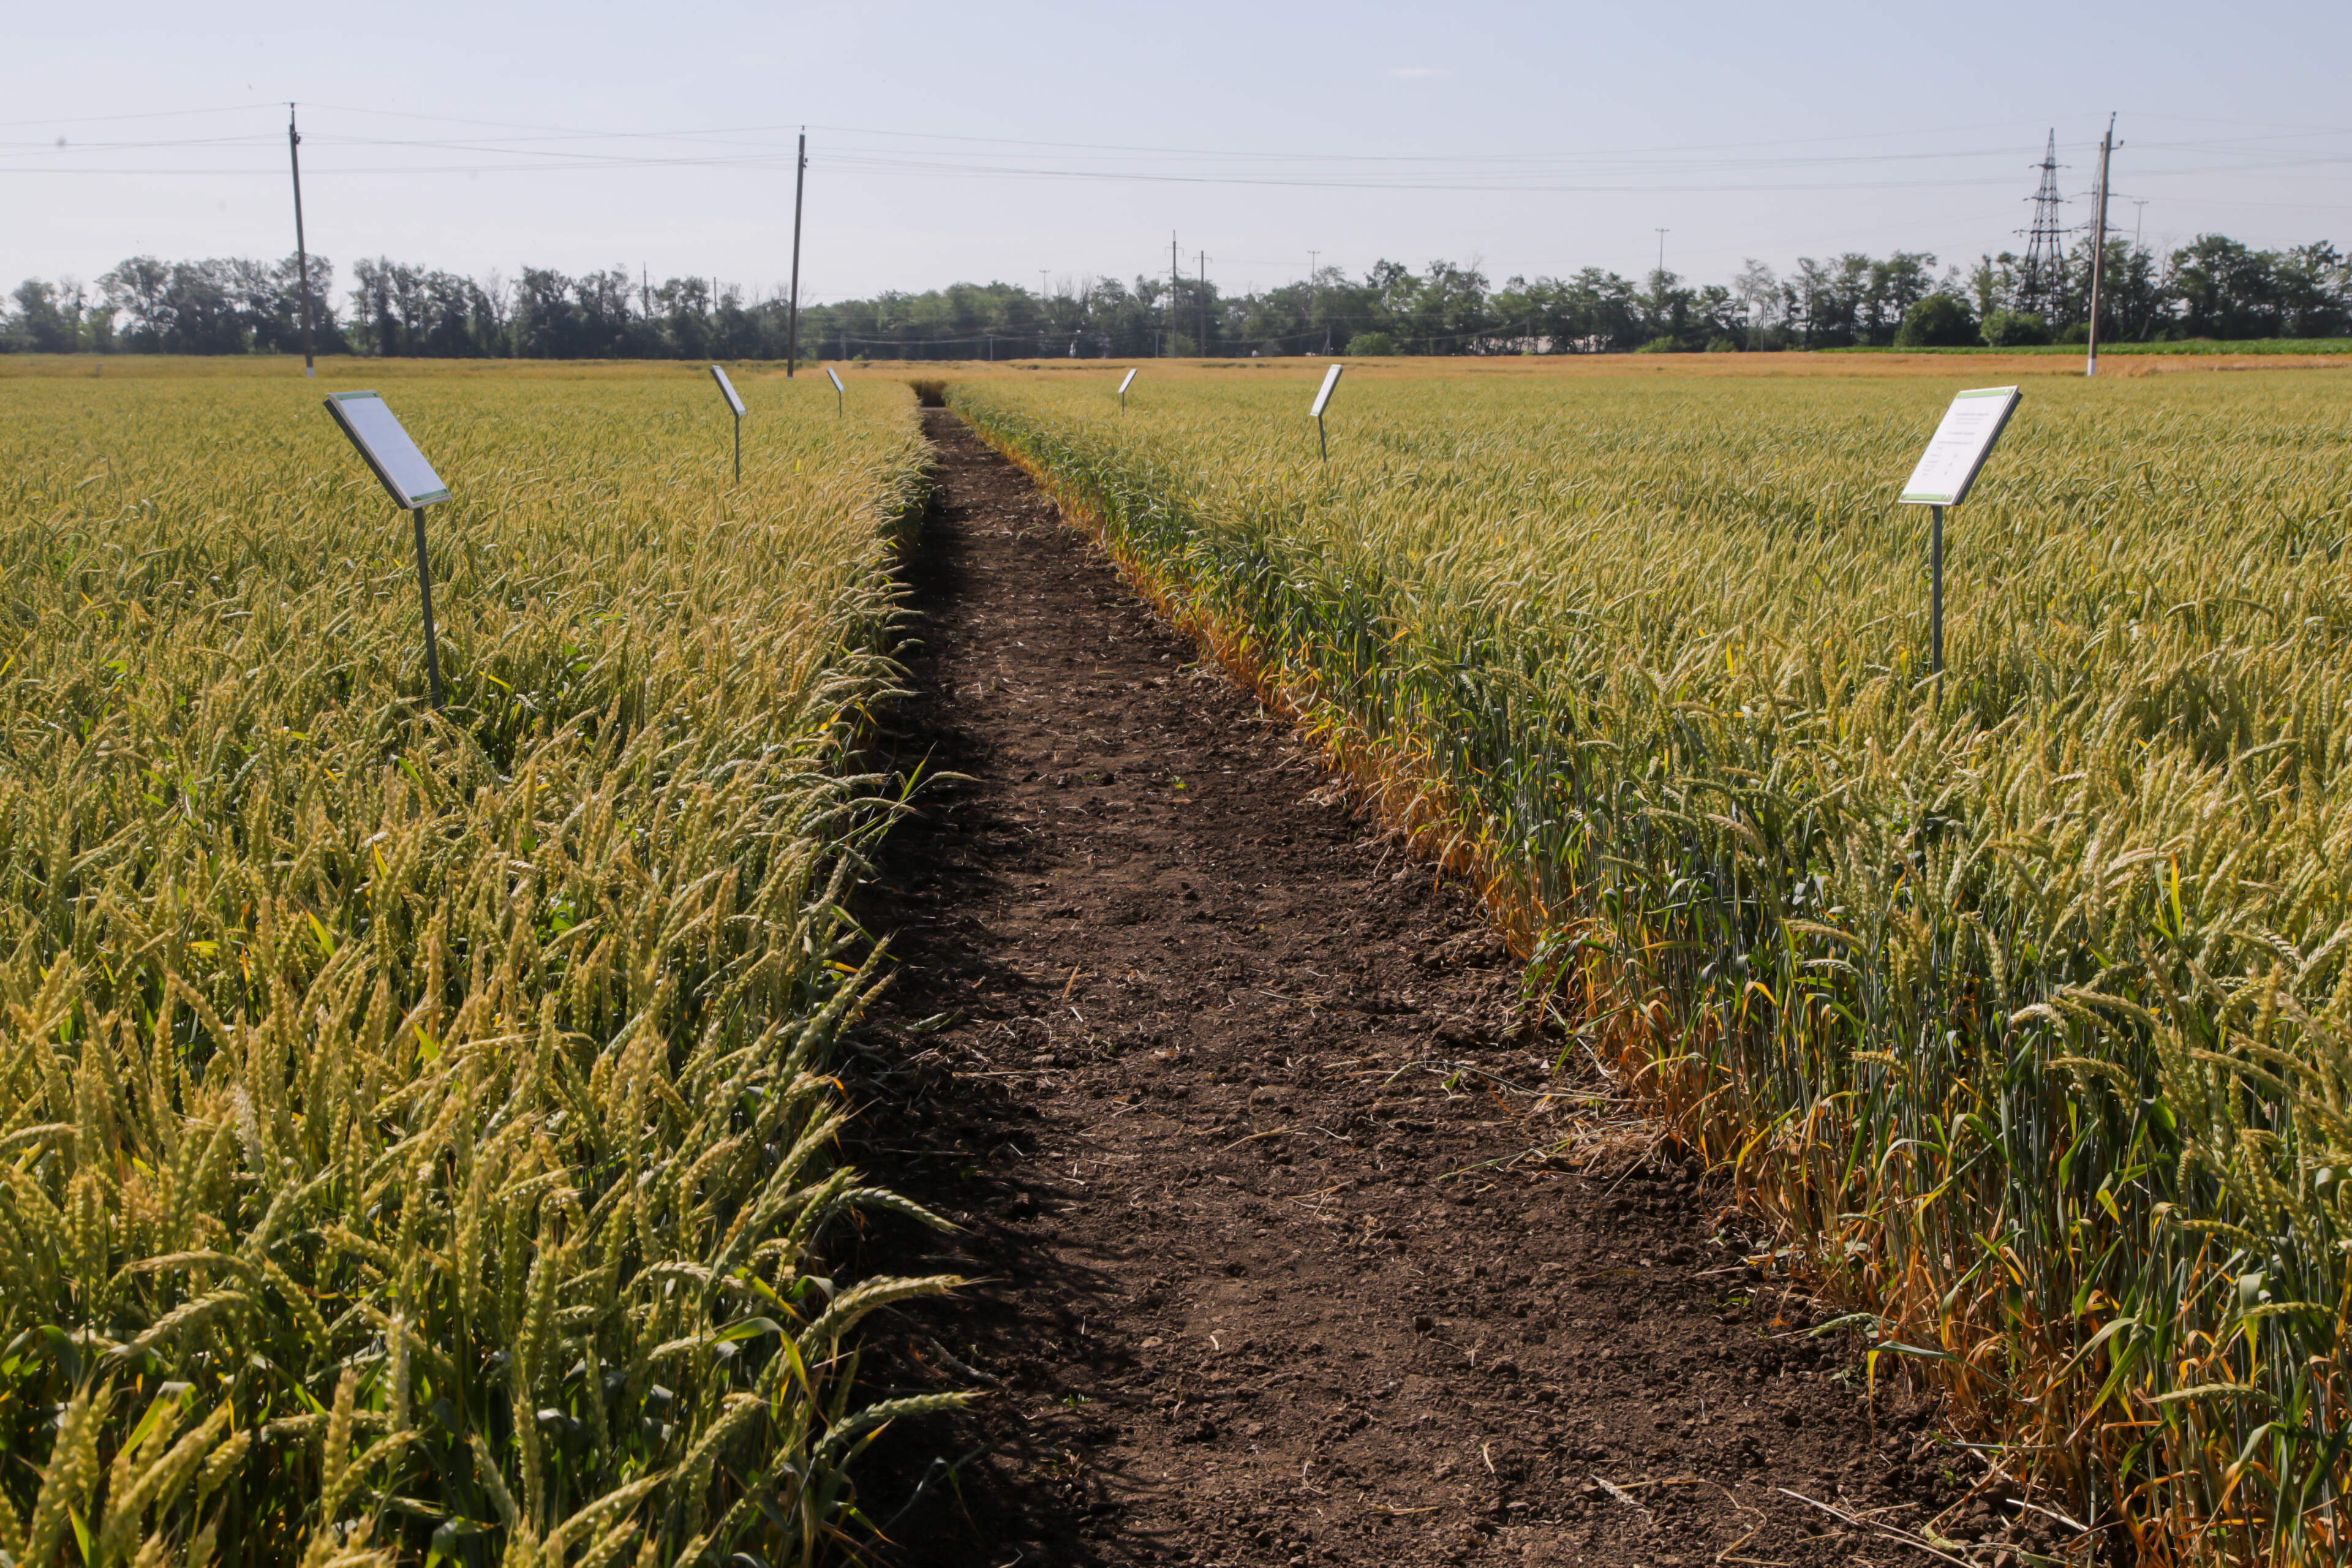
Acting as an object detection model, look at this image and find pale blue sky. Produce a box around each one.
[5,0,2347,304]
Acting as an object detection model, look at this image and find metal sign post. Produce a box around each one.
[710,364,747,481]
[1898,385,2022,693]
[826,364,845,417]
[1308,363,1344,461]
[1118,367,1138,413]
[1930,505,1945,676]
[323,391,453,708]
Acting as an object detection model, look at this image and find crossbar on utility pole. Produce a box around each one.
[288,104,315,377]
[786,129,807,377]
[2085,115,2116,377]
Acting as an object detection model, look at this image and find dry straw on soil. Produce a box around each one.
[0,361,960,1567]
[952,358,2352,1566]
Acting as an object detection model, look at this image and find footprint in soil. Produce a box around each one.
[837,410,1967,1568]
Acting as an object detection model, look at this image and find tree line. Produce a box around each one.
[6,233,2347,358]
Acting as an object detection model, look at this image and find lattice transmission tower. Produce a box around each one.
[2016,130,2070,319]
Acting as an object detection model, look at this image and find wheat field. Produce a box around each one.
[952,360,2352,1566]
[0,360,959,1567]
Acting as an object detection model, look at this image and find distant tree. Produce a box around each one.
[2064,239,2165,341]
[1387,259,1490,352]
[656,277,714,358]
[1306,266,1381,352]
[351,257,418,354]
[1893,293,1977,347]
[33,232,2352,361]
[1787,255,1880,347]
[1691,284,1740,344]
[1980,309,2051,347]
[1731,258,1782,347]
[1969,252,2021,319]
[12,279,117,353]
[1346,331,1395,356]
[511,268,579,358]
[1232,279,1313,355]
[2166,233,2352,339]
[99,258,253,353]
[1861,252,1940,343]
[97,257,169,348]
[8,280,78,352]
[1488,268,1643,352]
[1635,268,1698,348]
[567,270,639,357]
[2277,243,2352,337]
[2166,235,2267,337]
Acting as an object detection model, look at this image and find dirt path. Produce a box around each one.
[842,413,1983,1567]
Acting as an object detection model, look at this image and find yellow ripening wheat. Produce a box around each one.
[0,359,963,1567]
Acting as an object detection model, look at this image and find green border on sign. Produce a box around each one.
[1898,385,2020,507]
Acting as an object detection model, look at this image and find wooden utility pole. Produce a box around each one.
[2085,115,2116,378]
[1197,251,1209,358]
[287,104,315,377]
[786,129,806,377]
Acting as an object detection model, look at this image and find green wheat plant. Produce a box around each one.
[0,362,963,1567]
[951,362,2352,1566]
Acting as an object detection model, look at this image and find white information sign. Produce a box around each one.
[709,364,746,417]
[1899,386,2021,506]
[826,366,845,394]
[324,391,449,508]
[1118,368,1139,394]
[1309,363,1344,418]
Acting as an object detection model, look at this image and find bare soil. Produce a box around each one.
[836,413,2040,1567]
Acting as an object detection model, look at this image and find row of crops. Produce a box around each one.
[952,364,2352,1565]
[0,363,959,1566]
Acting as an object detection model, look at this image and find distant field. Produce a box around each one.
[857,347,2352,377]
[1828,337,2352,356]
[952,360,2352,1564]
[0,360,951,1565]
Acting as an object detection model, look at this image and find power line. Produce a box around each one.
[0,102,279,129]
[6,103,2346,203]
[268,104,2090,161]
[9,102,2347,172]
